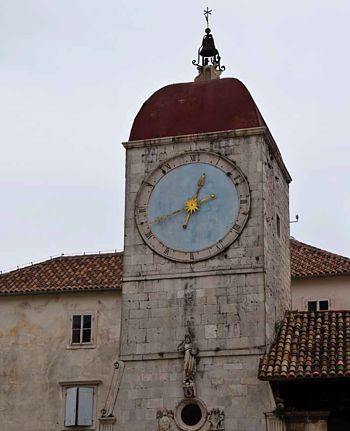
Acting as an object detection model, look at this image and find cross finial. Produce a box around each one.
[204,7,212,28]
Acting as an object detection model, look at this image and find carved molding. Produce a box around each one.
[157,408,174,431]
[208,408,225,430]
[99,416,116,431]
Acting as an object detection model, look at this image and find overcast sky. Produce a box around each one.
[1,0,349,271]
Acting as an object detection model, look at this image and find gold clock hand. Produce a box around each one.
[182,174,206,229]
[193,173,205,199]
[198,193,216,204]
[150,207,185,224]
[182,213,191,230]
[182,194,216,229]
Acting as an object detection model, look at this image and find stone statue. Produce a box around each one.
[208,408,225,430]
[177,332,198,397]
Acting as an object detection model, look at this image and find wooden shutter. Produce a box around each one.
[77,387,94,426]
[64,387,77,426]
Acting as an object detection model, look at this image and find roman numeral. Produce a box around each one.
[232,223,241,232]
[163,247,170,256]
[145,231,153,239]
[216,240,224,250]
[138,207,146,213]
[189,252,194,260]
[190,153,200,162]
[161,163,171,174]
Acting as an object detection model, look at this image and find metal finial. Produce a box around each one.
[204,7,212,28]
[192,8,225,75]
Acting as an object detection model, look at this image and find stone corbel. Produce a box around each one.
[99,416,116,431]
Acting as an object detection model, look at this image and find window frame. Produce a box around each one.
[67,312,97,349]
[60,381,101,431]
[306,299,330,311]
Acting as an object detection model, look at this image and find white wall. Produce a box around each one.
[291,275,350,311]
[0,290,121,431]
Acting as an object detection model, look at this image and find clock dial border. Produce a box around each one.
[135,151,251,263]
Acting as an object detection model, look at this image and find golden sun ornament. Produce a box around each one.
[185,198,200,214]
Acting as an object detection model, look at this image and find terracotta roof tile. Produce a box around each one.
[1,238,348,295]
[259,310,350,380]
[0,253,122,295]
[290,239,350,278]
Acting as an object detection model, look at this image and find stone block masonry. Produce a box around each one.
[115,128,291,430]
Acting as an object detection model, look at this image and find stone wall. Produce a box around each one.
[116,128,291,430]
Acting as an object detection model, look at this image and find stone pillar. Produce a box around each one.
[265,413,286,431]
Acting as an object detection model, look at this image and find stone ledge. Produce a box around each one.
[123,266,265,283]
[120,346,265,362]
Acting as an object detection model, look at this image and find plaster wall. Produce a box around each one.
[0,290,121,431]
[292,275,350,310]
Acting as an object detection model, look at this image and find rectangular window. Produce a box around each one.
[276,214,281,238]
[319,300,329,311]
[307,300,329,311]
[71,314,93,345]
[64,386,94,427]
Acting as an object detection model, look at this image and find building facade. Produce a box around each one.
[0,253,122,431]
[291,239,350,311]
[109,21,292,427]
[2,20,350,431]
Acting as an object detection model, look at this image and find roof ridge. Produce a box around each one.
[291,238,350,261]
[0,251,123,277]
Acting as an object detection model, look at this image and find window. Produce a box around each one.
[276,214,281,238]
[64,386,94,427]
[71,314,93,345]
[307,300,329,311]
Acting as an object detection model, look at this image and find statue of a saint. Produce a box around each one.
[177,333,198,396]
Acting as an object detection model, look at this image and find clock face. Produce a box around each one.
[135,151,250,262]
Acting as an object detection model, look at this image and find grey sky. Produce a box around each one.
[1,0,349,271]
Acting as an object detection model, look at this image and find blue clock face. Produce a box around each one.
[148,163,238,252]
[135,151,250,262]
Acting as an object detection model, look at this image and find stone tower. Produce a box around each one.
[110,22,291,431]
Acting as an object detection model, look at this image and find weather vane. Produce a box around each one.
[204,7,212,28]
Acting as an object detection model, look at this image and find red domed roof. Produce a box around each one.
[129,78,266,141]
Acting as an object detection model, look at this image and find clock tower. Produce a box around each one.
[111,16,291,431]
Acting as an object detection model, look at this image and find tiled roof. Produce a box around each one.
[259,310,350,380]
[290,238,350,278]
[0,253,122,295]
[1,238,348,295]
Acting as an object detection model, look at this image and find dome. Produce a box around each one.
[129,78,266,141]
